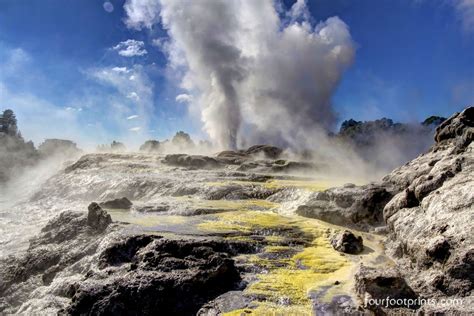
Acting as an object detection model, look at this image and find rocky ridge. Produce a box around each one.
[298,107,474,313]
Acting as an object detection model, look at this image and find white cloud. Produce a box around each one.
[112,39,147,57]
[124,0,161,30]
[454,0,474,31]
[112,67,129,73]
[129,127,142,132]
[175,94,192,103]
[88,65,154,140]
[65,106,83,112]
[127,92,140,101]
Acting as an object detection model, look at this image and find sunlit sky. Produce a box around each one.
[0,0,473,148]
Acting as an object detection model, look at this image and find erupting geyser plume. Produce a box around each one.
[128,0,355,149]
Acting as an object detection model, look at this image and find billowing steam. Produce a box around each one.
[129,0,355,149]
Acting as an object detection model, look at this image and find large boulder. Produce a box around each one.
[87,202,112,231]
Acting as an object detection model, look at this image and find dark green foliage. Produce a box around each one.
[0,109,39,183]
[422,116,446,127]
[139,140,161,152]
[171,131,194,149]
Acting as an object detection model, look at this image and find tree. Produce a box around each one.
[140,140,161,153]
[171,131,194,148]
[111,141,126,152]
[0,109,19,137]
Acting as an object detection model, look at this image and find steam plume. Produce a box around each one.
[127,0,355,149]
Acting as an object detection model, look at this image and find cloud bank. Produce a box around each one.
[123,0,355,149]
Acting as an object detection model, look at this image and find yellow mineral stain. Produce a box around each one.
[198,209,361,315]
[263,179,331,192]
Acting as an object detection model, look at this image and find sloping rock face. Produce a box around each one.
[0,204,254,315]
[0,208,115,312]
[382,107,474,312]
[297,107,473,313]
[295,183,394,230]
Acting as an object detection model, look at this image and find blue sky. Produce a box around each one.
[0,0,473,148]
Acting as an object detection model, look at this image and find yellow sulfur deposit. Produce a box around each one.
[198,209,354,315]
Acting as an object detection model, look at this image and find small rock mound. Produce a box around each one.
[99,197,133,209]
[330,230,363,254]
[163,154,220,169]
[244,145,283,159]
[87,202,112,231]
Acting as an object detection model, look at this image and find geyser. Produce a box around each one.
[126,0,355,149]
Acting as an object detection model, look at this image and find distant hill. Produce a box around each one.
[335,115,447,170]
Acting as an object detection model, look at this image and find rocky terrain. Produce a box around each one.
[299,107,474,314]
[0,107,472,315]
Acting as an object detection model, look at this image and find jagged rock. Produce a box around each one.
[382,106,474,301]
[297,106,473,312]
[163,154,220,169]
[296,183,393,230]
[87,203,112,231]
[65,238,247,316]
[0,210,113,311]
[355,266,418,311]
[330,230,363,254]
[434,107,473,147]
[99,197,133,209]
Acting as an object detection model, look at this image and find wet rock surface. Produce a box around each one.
[0,209,115,313]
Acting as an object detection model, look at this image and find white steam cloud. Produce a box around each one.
[124,0,355,149]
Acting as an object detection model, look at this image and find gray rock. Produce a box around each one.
[330,230,363,254]
[355,266,418,312]
[244,145,283,159]
[0,209,114,312]
[65,237,248,316]
[163,154,221,169]
[296,183,393,230]
[87,202,112,231]
[99,197,133,209]
[382,107,474,301]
